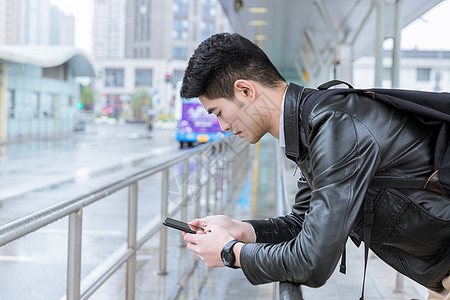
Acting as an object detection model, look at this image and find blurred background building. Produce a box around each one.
[0,0,231,144]
[0,0,21,45]
[0,0,75,46]
[354,50,450,91]
[0,0,83,144]
[0,46,95,143]
[0,0,449,144]
[92,0,125,60]
[94,0,231,119]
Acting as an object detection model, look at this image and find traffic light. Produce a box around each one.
[77,102,83,109]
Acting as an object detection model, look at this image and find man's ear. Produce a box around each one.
[234,80,256,102]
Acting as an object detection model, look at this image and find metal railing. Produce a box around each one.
[0,136,250,300]
[275,143,304,300]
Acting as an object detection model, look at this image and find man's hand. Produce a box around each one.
[183,225,235,268]
[188,215,256,243]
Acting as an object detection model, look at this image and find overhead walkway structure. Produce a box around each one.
[219,0,443,88]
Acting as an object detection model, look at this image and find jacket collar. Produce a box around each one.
[284,83,304,160]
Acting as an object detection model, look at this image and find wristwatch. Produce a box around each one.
[221,239,242,269]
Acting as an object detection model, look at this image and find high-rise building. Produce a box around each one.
[124,0,230,60]
[92,0,126,59]
[21,0,51,45]
[50,5,75,46]
[0,0,74,46]
[58,11,75,46]
[95,0,231,116]
[0,0,22,45]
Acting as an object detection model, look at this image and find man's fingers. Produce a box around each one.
[187,242,199,253]
[188,219,202,227]
[184,232,198,244]
[189,217,210,228]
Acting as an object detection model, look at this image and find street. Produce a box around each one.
[0,122,180,223]
[0,122,186,299]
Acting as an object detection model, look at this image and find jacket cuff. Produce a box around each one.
[243,219,276,243]
[240,242,269,285]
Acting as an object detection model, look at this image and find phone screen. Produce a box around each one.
[163,217,204,234]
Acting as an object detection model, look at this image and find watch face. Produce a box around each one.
[221,240,241,268]
[221,256,230,267]
[221,249,235,267]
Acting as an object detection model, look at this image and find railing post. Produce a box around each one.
[394,272,404,293]
[219,142,224,213]
[67,209,83,300]
[205,147,211,214]
[225,143,232,205]
[159,169,169,275]
[195,153,202,218]
[181,159,189,245]
[182,159,189,217]
[278,282,304,300]
[213,145,218,214]
[126,182,138,300]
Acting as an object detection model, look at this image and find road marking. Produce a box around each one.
[75,167,91,183]
[121,144,178,165]
[0,255,35,262]
[74,144,179,183]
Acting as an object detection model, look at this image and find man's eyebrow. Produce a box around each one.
[207,107,217,114]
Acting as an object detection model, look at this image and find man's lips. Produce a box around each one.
[234,131,242,136]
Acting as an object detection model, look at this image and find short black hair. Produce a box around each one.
[181,33,285,100]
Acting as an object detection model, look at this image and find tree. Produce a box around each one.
[80,85,94,110]
[131,86,152,119]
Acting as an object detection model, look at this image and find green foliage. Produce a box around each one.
[80,85,94,109]
[157,114,174,122]
[131,86,152,118]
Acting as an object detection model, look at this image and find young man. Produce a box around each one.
[181,33,450,299]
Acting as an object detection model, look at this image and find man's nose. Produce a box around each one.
[218,118,231,132]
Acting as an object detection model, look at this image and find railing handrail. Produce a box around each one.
[0,136,250,300]
[0,140,213,246]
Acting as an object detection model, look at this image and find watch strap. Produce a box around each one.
[221,239,241,269]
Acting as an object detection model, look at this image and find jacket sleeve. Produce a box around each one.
[239,109,381,287]
[244,179,311,243]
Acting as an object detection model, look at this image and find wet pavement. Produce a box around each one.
[0,122,178,202]
[0,126,431,299]
[0,121,183,299]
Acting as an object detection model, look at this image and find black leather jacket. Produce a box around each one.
[240,83,450,292]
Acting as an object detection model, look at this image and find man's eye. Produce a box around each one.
[216,112,221,117]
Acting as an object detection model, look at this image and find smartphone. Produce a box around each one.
[162,217,204,234]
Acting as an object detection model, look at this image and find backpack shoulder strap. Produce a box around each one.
[301,80,354,141]
[317,80,354,90]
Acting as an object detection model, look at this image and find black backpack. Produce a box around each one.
[301,79,450,196]
[300,80,450,299]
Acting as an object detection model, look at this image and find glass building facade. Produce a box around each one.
[0,47,95,143]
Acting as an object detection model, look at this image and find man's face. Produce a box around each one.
[199,93,268,144]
